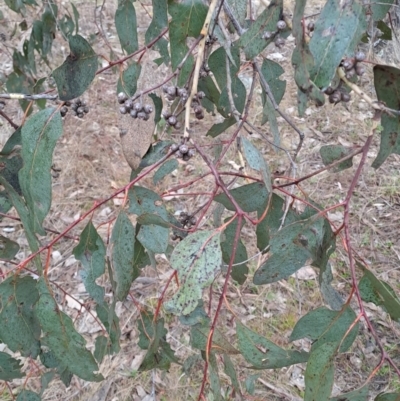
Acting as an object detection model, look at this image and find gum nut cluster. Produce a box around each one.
[60,98,89,118]
[0,100,5,110]
[262,19,286,48]
[170,142,196,161]
[341,51,366,79]
[178,211,197,228]
[162,85,188,102]
[118,92,153,120]
[199,64,211,78]
[324,85,351,104]
[162,110,182,129]
[192,91,205,120]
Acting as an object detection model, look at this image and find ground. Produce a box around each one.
[0,1,399,400]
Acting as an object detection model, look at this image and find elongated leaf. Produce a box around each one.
[209,352,222,401]
[53,35,98,101]
[372,65,400,168]
[290,305,359,353]
[359,269,400,322]
[238,0,284,60]
[223,354,241,396]
[330,385,369,401]
[207,116,236,137]
[236,321,308,369]
[39,350,73,386]
[145,0,169,64]
[375,393,400,401]
[129,186,169,253]
[227,0,247,26]
[215,182,269,213]
[73,221,106,305]
[242,137,272,192]
[309,0,366,88]
[139,140,174,168]
[117,62,141,97]
[304,342,337,401]
[148,93,163,124]
[169,0,207,86]
[370,0,395,21]
[110,210,139,301]
[0,275,40,357]
[0,235,19,260]
[96,304,121,355]
[18,108,62,235]
[16,390,40,401]
[137,311,178,371]
[165,230,222,315]
[115,0,138,55]
[221,218,248,284]
[153,159,178,184]
[320,145,354,172]
[35,278,103,382]
[0,352,24,380]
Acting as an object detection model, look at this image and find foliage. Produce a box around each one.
[0,0,399,399]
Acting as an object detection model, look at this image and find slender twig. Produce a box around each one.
[0,93,57,101]
[0,110,19,129]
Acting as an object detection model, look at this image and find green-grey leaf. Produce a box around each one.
[0,275,40,357]
[375,393,400,401]
[16,390,41,401]
[372,65,400,168]
[329,385,369,401]
[165,230,222,315]
[0,235,19,260]
[236,321,309,369]
[370,0,395,21]
[35,278,103,382]
[53,35,98,101]
[242,137,272,192]
[19,108,62,235]
[73,221,106,305]
[140,140,174,168]
[290,305,359,353]
[206,116,236,137]
[153,159,178,184]
[117,62,141,97]
[111,210,139,301]
[0,352,24,380]
[129,186,169,253]
[304,342,337,401]
[115,0,138,55]
[320,145,354,172]
[214,182,269,213]
[309,0,366,88]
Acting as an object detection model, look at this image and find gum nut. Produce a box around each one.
[329,92,340,103]
[170,143,179,151]
[133,102,142,111]
[117,92,127,103]
[119,106,127,114]
[143,113,150,121]
[166,94,175,101]
[177,88,187,97]
[71,103,78,111]
[308,21,315,31]
[182,153,191,161]
[77,113,84,118]
[356,64,365,76]
[190,216,197,225]
[196,112,204,119]
[137,111,146,119]
[179,144,189,154]
[325,87,334,95]
[65,101,71,106]
[175,151,183,158]
[80,100,87,107]
[275,37,285,47]
[263,31,273,40]
[162,110,171,119]
[83,106,89,113]
[60,106,68,114]
[162,85,169,93]
[341,92,351,102]
[174,121,182,129]
[342,58,355,70]
[168,115,177,126]
[355,51,366,62]
[180,211,188,218]
[193,105,202,114]
[143,104,153,113]
[167,86,177,96]
[200,70,208,78]
[130,109,137,118]
[197,91,205,99]
[188,149,196,157]
[276,20,286,30]
[345,68,356,79]
[76,98,82,105]
[171,234,178,240]
[124,99,133,110]
[77,106,84,114]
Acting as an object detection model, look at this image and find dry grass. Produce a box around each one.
[0,1,400,400]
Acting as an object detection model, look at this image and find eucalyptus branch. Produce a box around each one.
[0,93,57,101]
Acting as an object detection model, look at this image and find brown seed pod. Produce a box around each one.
[175,121,182,130]
[182,153,191,161]
[325,86,334,95]
[197,91,205,99]
[143,104,153,114]
[275,37,285,48]
[162,110,171,119]
[345,68,356,79]
[168,115,177,126]
[119,106,127,115]
[137,111,146,120]
[329,91,341,104]
[76,107,84,114]
[130,109,137,118]
[187,149,196,158]
[124,99,133,110]
[118,92,128,104]
[263,31,273,40]
[170,143,179,152]
[60,106,68,114]
[167,86,177,97]
[179,144,189,154]
[341,92,351,102]
[133,102,142,112]
[83,106,89,114]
